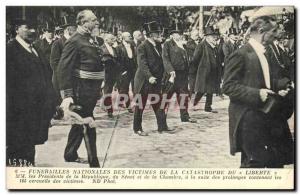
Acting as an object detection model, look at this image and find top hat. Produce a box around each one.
[143,21,161,34]
[204,26,220,36]
[169,22,183,34]
[228,28,238,35]
[42,21,55,32]
[160,27,169,38]
[60,15,76,28]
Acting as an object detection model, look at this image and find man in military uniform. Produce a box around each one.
[115,32,136,113]
[101,33,119,118]
[50,16,76,120]
[133,21,171,136]
[7,19,56,166]
[58,10,103,167]
[162,24,196,123]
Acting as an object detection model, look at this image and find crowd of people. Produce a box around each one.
[7,8,294,168]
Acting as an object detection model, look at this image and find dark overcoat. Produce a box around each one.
[7,39,56,147]
[134,39,164,94]
[34,38,52,65]
[192,40,222,94]
[185,39,197,74]
[222,43,294,164]
[222,40,238,64]
[50,36,67,94]
[115,42,137,74]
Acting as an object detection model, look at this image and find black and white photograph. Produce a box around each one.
[5,4,295,190]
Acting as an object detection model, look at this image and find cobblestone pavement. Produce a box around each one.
[35,95,294,168]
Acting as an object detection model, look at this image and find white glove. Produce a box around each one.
[170,71,176,78]
[149,76,157,84]
[101,80,105,89]
[259,89,275,102]
[60,97,74,113]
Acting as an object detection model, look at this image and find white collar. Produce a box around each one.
[206,40,216,48]
[64,33,70,40]
[45,37,52,44]
[105,42,113,49]
[134,39,138,44]
[123,40,131,47]
[147,38,156,47]
[77,25,90,35]
[248,38,265,54]
[16,35,31,49]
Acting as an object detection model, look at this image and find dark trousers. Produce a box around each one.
[239,110,287,168]
[193,93,213,109]
[166,71,190,121]
[7,144,35,166]
[118,71,134,108]
[103,75,118,114]
[188,73,196,96]
[64,78,102,167]
[133,83,167,131]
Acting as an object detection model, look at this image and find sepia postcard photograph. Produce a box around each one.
[4,1,296,190]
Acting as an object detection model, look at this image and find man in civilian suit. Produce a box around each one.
[133,21,171,136]
[223,16,294,168]
[115,32,136,113]
[222,28,239,65]
[50,16,76,120]
[101,33,120,118]
[162,24,196,123]
[7,19,56,166]
[185,29,200,96]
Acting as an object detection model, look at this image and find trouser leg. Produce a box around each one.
[205,93,213,110]
[64,124,83,162]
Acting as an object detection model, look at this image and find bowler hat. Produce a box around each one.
[204,26,220,36]
[143,21,161,34]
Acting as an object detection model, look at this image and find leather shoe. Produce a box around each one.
[181,118,197,123]
[107,112,114,118]
[134,130,148,136]
[204,108,218,113]
[127,108,134,113]
[66,157,89,164]
[158,128,175,134]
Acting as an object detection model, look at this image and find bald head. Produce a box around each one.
[104,33,115,46]
[133,30,143,41]
[122,32,132,43]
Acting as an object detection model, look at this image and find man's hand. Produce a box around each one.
[149,76,157,84]
[170,71,176,78]
[60,97,74,113]
[259,89,275,102]
[278,89,290,97]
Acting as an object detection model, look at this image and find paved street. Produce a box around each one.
[35,95,294,168]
